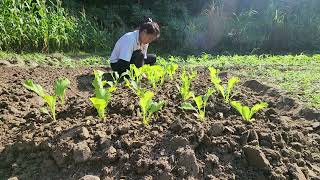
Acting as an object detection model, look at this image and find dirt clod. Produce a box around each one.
[176,147,199,176]
[79,175,100,180]
[243,145,271,171]
[288,164,307,180]
[73,141,92,163]
[208,123,224,136]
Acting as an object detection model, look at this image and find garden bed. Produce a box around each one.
[0,66,319,180]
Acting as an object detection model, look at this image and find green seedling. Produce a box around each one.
[124,64,145,97]
[181,88,214,121]
[23,78,70,121]
[89,97,108,120]
[126,64,144,84]
[141,65,166,89]
[43,95,57,121]
[231,101,268,122]
[54,77,70,105]
[177,68,197,102]
[166,63,178,80]
[209,67,240,103]
[139,91,165,126]
[91,69,114,120]
[107,71,120,92]
[23,79,46,97]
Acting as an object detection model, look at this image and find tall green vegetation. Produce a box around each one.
[1,0,319,54]
[0,0,111,52]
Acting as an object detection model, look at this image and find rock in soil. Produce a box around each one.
[176,147,199,176]
[79,175,100,180]
[79,127,90,139]
[73,141,92,163]
[288,164,307,180]
[169,135,189,151]
[243,145,271,171]
[208,123,224,136]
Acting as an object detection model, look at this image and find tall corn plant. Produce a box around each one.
[0,0,76,52]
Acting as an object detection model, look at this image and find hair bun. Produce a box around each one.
[146,17,153,23]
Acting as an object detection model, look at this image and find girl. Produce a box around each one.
[109,18,160,75]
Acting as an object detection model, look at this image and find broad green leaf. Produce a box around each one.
[95,88,106,100]
[149,101,165,114]
[217,84,225,97]
[167,63,178,80]
[250,102,268,117]
[23,79,46,97]
[194,95,203,110]
[231,101,243,114]
[242,106,251,121]
[54,77,70,105]
[90,97,107,120]
[44,95,56,121]
[92,70,106,89]
[204,88,215,103]
[208,67,219,80]
[139,91,154,115]
[181,102,197,111]
[226,77,240,102]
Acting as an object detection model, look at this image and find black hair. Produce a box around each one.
[139,17,160,38]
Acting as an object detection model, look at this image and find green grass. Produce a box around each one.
[175,54,320,109]
[1,51,319,108]
[0,51,106,68]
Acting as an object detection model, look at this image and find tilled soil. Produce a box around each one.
[0,66,319,180]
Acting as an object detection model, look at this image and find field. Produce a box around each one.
[0,54,319,179]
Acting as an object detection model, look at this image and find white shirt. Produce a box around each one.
[110,30,149,63]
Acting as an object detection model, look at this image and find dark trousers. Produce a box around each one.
[110,50,156,75]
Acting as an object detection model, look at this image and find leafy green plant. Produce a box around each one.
[107,71,120,92]
[54,78,70,105]
[89,97,107,120]
[177,68,197,102]
[124,64,145,97]
[181,88,214,121]
[231,101,268,122]
[208,67,240,103]
[90,69,113,120]
[23,78,70,121]
[141,65,166,89]
[139,91,165,126]
[166,63,179,80]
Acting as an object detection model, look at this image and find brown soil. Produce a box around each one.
[0,66,319,180]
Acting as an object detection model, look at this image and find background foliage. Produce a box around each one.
[1,0,320,54]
